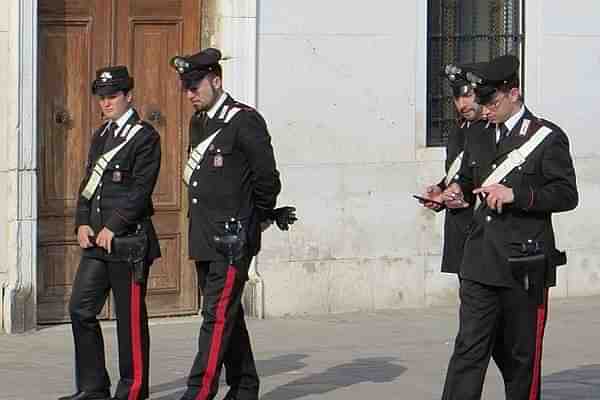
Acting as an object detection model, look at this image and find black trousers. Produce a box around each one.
[442,279,549,400]
[69,256,150,400]
[182,257,259,400]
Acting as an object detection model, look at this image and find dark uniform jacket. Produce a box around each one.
[457,108,578,287]
[186,94,281,261]
[75,109,162,263]
[439,120,490,273]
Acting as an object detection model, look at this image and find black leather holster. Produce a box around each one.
[214,218,246,265]
[508,241,549,305]
[112,225,148,284]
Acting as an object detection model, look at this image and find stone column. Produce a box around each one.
[1,0,38,334]
[201,0,257,106]
[201,0,263,317]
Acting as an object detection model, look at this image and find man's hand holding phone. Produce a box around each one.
[416,185,445,211]
[442,183,470,209]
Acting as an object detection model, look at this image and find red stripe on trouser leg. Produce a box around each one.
[528,289,549,400]
[128,281,143,400]
[195,265,237,400]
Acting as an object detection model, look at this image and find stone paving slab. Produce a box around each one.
[1,296,599,399]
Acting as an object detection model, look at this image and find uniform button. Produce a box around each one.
[492,164,497,169]
[96,208,101,213]
[192,198,198,204]
[518,166,523,171]
[454,174,460,180]
[486,215,492,222]
[96,195,101,200]
[115,164,120,169]
[192,181,198,187]
[99,182,103,187]
[196,165,200,170]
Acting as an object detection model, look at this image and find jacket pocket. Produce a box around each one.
[104,159,131,183]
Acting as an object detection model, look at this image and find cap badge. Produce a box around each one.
[100,71,112,82]
[445,64,461,81]
[172,57,191,73]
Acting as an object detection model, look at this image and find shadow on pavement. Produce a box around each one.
[150,353,309,399]
[542,364,600,400]
[260,357,407,400]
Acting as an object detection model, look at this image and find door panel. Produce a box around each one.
[37,1,112,323]
[115,0,200,316]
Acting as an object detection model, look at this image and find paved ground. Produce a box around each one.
[1,295,599,400]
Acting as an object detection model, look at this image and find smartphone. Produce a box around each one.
[413,194,444,207]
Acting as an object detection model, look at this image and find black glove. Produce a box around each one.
[272,206,298,231]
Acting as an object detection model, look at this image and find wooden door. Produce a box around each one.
[37,0,200,323]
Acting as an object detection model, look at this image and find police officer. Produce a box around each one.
[440,55,578,400]
[421,62,510,379]
[170,48,283,400]
[59,66,161,400]
[421,62,488,273]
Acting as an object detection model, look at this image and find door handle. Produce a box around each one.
[147,109,164,124]
[54,110,71,126]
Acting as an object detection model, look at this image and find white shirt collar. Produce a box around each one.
[503,104,525,132]
[110,108,134,136]
[206,92,228,119]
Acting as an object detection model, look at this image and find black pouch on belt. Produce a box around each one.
[112,226,148,284]
[508,251,547,305]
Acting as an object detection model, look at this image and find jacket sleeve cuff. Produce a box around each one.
[104,211,129,233]
[74,210,90,234]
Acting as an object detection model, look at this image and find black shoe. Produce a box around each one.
[58,391,110,400]
[222,388,258,400]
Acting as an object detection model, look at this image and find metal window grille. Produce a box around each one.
[427,0,524,147]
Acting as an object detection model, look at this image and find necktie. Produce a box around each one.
[103,123,120,151]
[497,123,509,146]
[192,112,209,144]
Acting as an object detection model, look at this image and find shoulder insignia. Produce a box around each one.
[519,119,530,136]
[218,105,230,120]
[526,118,544,137]
[120,124,132,138]
[224,107,242,123]
[127,124,143,139]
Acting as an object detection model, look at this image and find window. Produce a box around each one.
[427,0,524,147]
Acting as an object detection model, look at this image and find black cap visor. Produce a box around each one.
[180,70,210,90]
[474,85,498,106]
[92,77,133,96]
[452,83,472,98]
